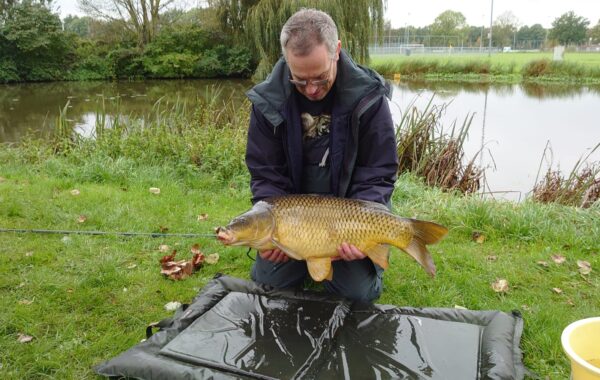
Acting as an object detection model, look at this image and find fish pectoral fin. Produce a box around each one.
[306,258,333,282]
[270,238,303,261]
[365,244,390,270]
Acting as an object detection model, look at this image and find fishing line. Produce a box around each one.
[0,228,215,238]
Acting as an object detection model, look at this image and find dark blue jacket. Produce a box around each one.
[245,50,398,205]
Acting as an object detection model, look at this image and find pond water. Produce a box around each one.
[1,79,599,201]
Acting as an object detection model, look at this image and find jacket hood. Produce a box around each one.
[246,50,391,128]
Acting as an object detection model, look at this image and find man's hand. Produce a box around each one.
[259,248,290,263]
[333,242,367,261]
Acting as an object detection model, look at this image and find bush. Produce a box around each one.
[143,52,197,78]
[522,59,551,77]
[0,58,20,83]
[107,48,145,79]
[194,46,255,78]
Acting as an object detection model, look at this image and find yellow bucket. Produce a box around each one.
[562,317,600,380]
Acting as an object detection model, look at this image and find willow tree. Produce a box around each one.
[241,0,385,79]
[78,0,177,46]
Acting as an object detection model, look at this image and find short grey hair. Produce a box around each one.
[280,8,338,60]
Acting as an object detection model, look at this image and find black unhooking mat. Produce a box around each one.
[94,275,528,379]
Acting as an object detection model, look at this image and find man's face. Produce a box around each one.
[286,41,340,101]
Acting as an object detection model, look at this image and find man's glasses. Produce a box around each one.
[289,59,334,88]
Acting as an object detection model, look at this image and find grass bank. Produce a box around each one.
[1,100,599,379]
[370,52,600,84]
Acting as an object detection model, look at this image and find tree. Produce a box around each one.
[589,19,600,44]
[208,0,260,42]
[231,0,384,79]
[78,0,178,46]
[63,15,93,37]
[549,11,589,45]
[429,10,467,46]
[0,1,74,81]
[516,24,546,49]
[492,11,519,48]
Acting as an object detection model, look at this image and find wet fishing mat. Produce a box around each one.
[95,275,528,379]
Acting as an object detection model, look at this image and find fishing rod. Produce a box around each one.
[0,228,216,238]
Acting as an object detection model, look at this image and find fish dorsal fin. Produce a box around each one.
[306,258,333,282]
[270,237,303,261]
[365,244,390,270]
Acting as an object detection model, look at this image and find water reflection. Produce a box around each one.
[399,79,600,99]
[1,79,599,200]
[389,80,600,200]
[0,79,251,143]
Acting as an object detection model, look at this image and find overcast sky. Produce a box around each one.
[53,0,600,28]
[385,0,599,28]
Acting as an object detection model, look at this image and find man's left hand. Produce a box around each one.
[333,242,367,261]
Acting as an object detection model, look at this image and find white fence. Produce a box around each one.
[369,44,502,55]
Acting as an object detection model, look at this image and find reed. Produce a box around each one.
[395,95,482,194]
[531,142,600,208]
[20,86,249,183]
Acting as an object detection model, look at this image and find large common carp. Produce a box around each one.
[216,195,448,282]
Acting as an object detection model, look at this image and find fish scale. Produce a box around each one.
[217,194,448,282]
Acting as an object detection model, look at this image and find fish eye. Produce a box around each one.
[232,216,247,226]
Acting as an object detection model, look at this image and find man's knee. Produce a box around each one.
[251,255,307,289]
[324,260,383,302]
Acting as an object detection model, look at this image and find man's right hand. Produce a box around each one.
[259,248,290,263]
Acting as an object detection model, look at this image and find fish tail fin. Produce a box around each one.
[400,220,448,277]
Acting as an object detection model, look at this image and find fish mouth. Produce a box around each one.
[215,227,236,245]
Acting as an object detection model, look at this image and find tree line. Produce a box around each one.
[1,1,600,84]
[0,0,384,83]
[383,10,600,49]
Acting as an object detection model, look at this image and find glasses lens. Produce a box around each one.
[289,78,329,88]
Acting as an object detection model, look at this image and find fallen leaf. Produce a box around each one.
[164,301,182,311]
[159,226,169,233]
[160,250,177,264]
[491,279,509,293]
[552,287,563,294]
[197,214,208,221]
[521,304,530,311]
[160,250,203,280]
[536,260,549,267]
[77,215,87,223]
[18,299,33,305]
[454,304,467,310]
[472,231,486,244]
[190,244,202,255]
[25,251,33,257]
[551,254,566,264]
[158,244,170,253]
[205,253,220,265]
[577,260,592,275]
[70,189,80,196]
[149,187,161,194]
[123,288,128,292]
[486,255,498,262]
[17,333,34,343]
[566,299,575,306]
[126,264,137,269]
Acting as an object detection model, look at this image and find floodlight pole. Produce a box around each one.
[488,0,494,57]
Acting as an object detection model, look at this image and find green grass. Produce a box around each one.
[1,150,599,378]
[0,97,599,379]
[369,52,600,83]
